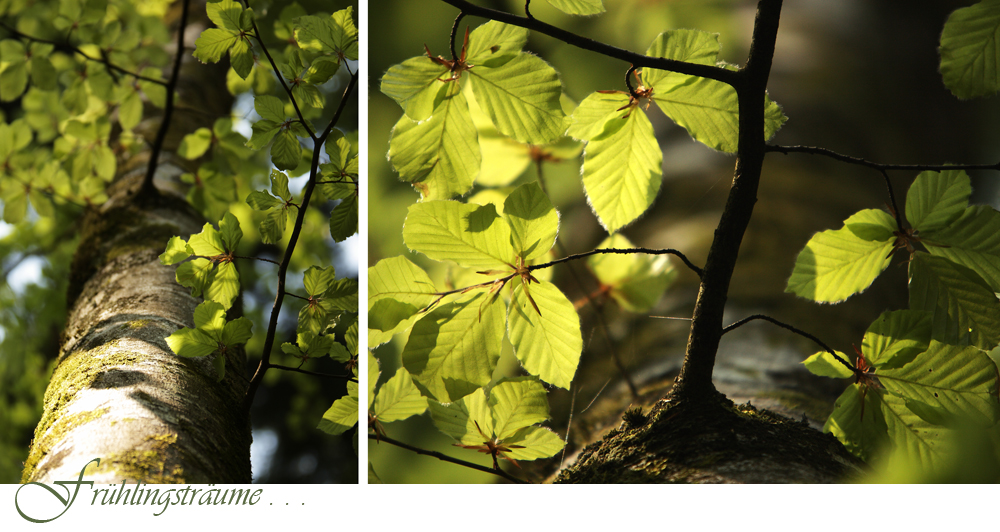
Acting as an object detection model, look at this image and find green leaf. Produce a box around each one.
[29,55,57,91]
[503,426,565,460]
[503,183,559,261]
[403,201,513,270]
[429,390,489,444]
[253,94,285,124]
[402,291,504,403]
[368,256,438,345]
[218,212,242,251]
[567,91,630,141]
[304,56,341,85]
[465,21,527,66]
[940,0,1000,99]
[372,367,428,423]
[165,327,219,359]
[380,56,450,121]
[368,351,379,409]
[193,28,239,64]
[581,106,662,233]
[295,14,345,54]
[802,351,853,379]
[259,207,289,244]
[178,128,213,160]
[824,385,889,462]
[489,377,551,440]
[468,53,567,145]
[318,381,358,435]
[188,222,225,256]
[546,0,605,16]
[229,39,254,80]
[117,90,142,131]
[921,205,1000,292]
[175,258,214,297]
[206,0,245,32]
[0,59,27,102]
[304,265,336,297]
[159,236,192,265]
[878,391,954,470]
[388,90,480,200]
[878,339,1000,426]
[329,194,358,242]
[642,30,720,90]
[785,209,896,303]
[507,280,582,389]
[270,128,302,170]
[206,261,239,310]
[861,310,932,369]
[905,169,970,233]
[908,252,1000,350]
[247,119,280,150]
[221,316,253,346]
[246,190,280,211]
[588,234,678,312]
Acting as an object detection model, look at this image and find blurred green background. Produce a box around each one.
[369,0,1000,483]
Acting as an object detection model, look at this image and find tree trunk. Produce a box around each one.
[20,4,249,483]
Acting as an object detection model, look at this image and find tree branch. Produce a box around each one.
[438,0,739,88]
[136,0,190,199]
[529,247,704,278]
[270,364,352,380]
[766,144,1000,173]
[245,71,358,411]
[722,314,855,373]
[369,434,529,484]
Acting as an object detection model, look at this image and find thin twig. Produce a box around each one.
[529,247,704,278]
[369,434,529,484]
[244,71,358,411]
[237,0,315,139]
[270,364,352,380]
[137,0,190,199]
[722,313,855,373]
[0,22,169,86]
[233,255,281,265]
[438,0,739,88]
[766,144,1000,173]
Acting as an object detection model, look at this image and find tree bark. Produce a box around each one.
[21,3,249,483]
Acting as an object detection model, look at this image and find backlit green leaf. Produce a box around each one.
[802,351,853,379]
[368,256,438,346]
[507,280,582,389]
[402,291,504,403]
[373,367,428,423]
[304,265,336,297]
[159,236,192,265]
[465,21,527,66]
[403,200,513,270]
[318,381,358,435]
[193,28,239,64]
[206,261,239,310]
[469,53,567,145]
[940,0,1000,99]
[489,377,550,440]
[642,30,720,90]
[178,128,213,160]
[581,106,662,233]
[503,183,559,261]
[270,128,301,170]
[221,316,253,346]
[567,91,630,141]
[786,209,896,303]
[879,340,1000,426]
[908,252,1000,350]
[862,310,932,369]
[905,169,970,233]
[329,195,357,242]
[166,327,218,359]
[588,234,677,312]
[388,89,479,200]
[546,0,605,16]
[380,56,450,121]
[921,205,1000,292]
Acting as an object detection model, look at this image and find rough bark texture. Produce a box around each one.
[21,4,248,483]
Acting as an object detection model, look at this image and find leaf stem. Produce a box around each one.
[369,434,529,484]
[449,12,466,62]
